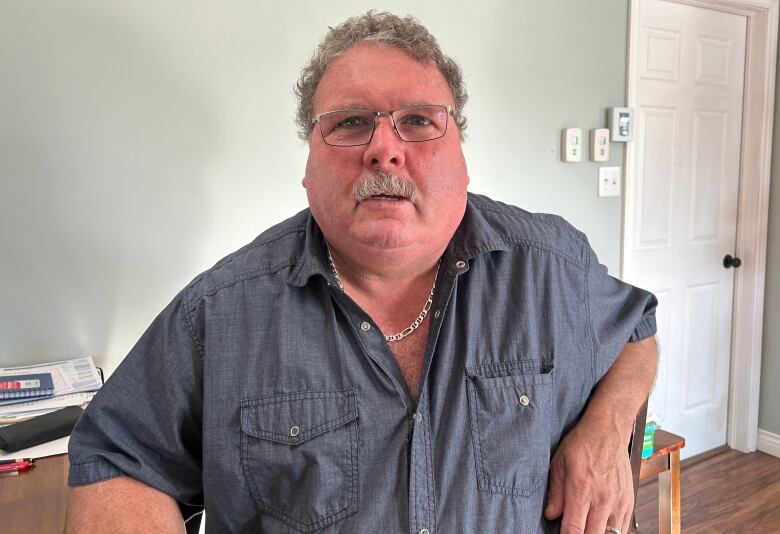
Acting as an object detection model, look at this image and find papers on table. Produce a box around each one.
[0,358,102,419]
[0,358,102,461]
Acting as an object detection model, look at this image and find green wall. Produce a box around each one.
[2,0,778,441]
[0,1,630,372]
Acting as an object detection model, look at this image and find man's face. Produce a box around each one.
[302,43,469,261]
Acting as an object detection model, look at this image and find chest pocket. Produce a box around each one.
[465,363,554,496]
[240,389,359,533]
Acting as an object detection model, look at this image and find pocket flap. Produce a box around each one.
[240,389,357,446]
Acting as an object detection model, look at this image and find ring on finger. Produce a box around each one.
[606,527,621,534]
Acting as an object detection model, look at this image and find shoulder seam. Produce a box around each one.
[185,260,297,313]
[184,224,307,293]
[467,237,587,270]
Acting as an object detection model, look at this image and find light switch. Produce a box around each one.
[598,166,621,197]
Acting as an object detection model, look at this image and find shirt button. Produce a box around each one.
[414,412,423,423]
[455,260,466,269]
[290,425,300,436]
[434,310,441,319]
[360,322,371,332]
[518,394,530,406]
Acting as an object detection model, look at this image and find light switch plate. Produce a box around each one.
[598,167,621,197]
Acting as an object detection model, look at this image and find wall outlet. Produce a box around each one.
[598,166,621,197]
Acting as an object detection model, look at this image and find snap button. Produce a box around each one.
[420,530,430,534]
[434,310,441,319]
[290,425,300,437]
[455,260,466,269]
[360,321,371,332]
[518,394,530,406]
[414,412,423,423]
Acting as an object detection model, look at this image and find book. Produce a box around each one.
[0,358,103,415]
[0,373,55,401]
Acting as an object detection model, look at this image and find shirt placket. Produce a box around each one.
[408,404,434,534]
[407,257,468,534]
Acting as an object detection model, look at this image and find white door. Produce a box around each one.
[624,0,746,458]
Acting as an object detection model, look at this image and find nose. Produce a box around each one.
[362,116,406,170]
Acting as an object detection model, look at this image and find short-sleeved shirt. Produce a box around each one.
[68,193,657,534]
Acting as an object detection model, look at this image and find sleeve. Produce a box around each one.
[67,289,204,507]
[583,236,658,382]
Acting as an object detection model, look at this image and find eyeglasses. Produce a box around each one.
[311,104,453,147]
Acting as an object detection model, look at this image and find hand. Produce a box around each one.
[544,421,634,534]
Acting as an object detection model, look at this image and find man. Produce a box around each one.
[66,11,657,534]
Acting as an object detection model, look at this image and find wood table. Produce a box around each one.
[639,429,686,534]
[0,454,70,534]
[4,438,687,534]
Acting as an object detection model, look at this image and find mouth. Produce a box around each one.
[364,194,407,201]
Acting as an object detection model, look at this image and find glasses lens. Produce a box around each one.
[318,110,375,146]
[392,105,449,142]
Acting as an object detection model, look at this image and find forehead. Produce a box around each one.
[313,43,455,113]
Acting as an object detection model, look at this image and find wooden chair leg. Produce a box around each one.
[657,450,682,534]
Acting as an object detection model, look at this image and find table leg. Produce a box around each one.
[657,450,682,534]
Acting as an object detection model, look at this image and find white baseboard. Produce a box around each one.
[757,428,780,458]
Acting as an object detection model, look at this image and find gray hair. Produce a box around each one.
[294,10,468,141]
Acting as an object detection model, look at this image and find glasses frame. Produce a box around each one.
[311,104,454,147]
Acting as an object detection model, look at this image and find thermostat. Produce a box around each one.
[590,128,610,162]
[561,128,582,162]
[609,107,634,142]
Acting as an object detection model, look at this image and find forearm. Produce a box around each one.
[66,475,185,534]
[580,336,658,444]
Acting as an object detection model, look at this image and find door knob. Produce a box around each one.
[723,254,742,268]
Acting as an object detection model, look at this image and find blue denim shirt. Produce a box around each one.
[68,193,657,534]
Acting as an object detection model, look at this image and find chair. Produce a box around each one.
[637,428,686,534]
[629,399,686,534]
[629,399,649,504]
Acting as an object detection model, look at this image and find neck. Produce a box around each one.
[325,242,445,335]
[326,242,445,291]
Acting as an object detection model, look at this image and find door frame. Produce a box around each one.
[623,0,778,452]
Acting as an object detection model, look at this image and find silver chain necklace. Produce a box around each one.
[327,249,439,342]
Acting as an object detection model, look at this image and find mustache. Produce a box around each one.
[352,171,418,203]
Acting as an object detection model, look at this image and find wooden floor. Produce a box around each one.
[634,449,780,533]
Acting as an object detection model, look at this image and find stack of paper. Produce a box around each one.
[0,357,103,459]
[0,357,102,421]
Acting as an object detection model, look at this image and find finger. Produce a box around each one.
[622,496,634,534]
[583,467,621,534]
[616,453,633,534]
[544,458,566,520]
[607,508,629,534]
[605,516,622,534]
[619,470,634,534]
[559,478,591,534]
[619,510,631,534]
[582,498,611,534]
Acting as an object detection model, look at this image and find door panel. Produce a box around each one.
[625,0,746,458]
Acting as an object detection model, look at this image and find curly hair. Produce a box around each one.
[294,10,468,141]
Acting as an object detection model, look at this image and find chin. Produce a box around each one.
[356,228,413,251]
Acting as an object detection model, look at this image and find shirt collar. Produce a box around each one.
[287,192,516,287]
